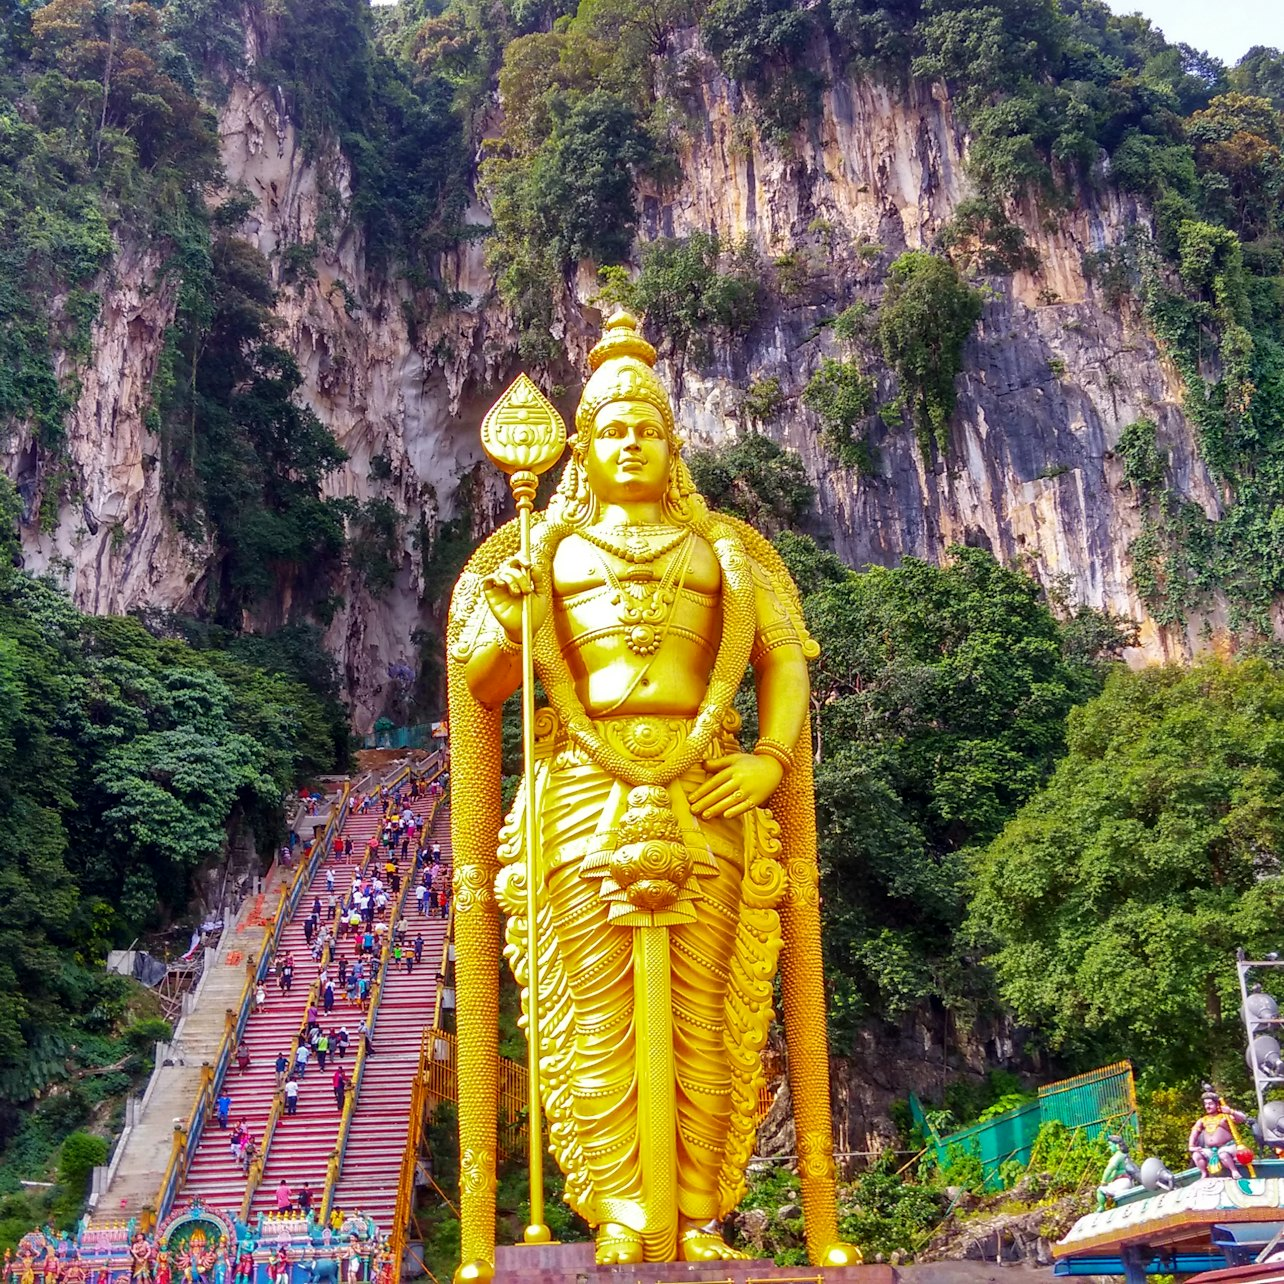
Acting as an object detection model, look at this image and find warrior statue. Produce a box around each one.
[447,313,857,1275]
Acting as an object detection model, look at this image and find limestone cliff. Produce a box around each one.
[7,31,1223,728]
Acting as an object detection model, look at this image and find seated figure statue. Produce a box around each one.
[1189,1085,1251,1178]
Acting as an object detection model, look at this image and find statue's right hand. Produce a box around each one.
[482,558,549,644]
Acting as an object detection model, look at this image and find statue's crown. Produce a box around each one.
[587,311,657,370]
[576,311,675,440]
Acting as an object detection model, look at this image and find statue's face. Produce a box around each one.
[584,400,671,504]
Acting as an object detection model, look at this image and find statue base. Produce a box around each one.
[493,1242,894,1284]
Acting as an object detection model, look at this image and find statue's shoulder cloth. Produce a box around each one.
[706,511,820,660]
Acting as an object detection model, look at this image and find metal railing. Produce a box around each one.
[320,766,445,1223]
[154,783,352,1220]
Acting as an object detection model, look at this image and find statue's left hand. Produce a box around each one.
[689,753,783,819]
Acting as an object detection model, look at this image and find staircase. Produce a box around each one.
[330,804,451,1226]
[246,800,390,1216]
[177,811,367,1214]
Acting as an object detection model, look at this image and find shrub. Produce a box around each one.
[803,357,876,467]
[878,252,985,456]
[1116,419,1166,492]
[123,1018,173,1056]
[53,1132,108,1226]
[938,196,1039,274]
[620,233,763,364]
[688,434,813,532]
[741,376,785,425]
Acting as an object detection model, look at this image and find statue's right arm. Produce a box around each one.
[462,620,523,707]
[460,559,549,708]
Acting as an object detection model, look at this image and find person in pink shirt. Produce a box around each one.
[275,1179,293,1212]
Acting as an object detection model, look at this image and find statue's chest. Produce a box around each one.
[550,534,722,659]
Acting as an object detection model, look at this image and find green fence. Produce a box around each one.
[911,1060,1138,1191]
[359,723,435,750]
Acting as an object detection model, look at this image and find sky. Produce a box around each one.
[1103,0,1284,66]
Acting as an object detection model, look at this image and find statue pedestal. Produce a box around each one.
[493,1243,895,1284]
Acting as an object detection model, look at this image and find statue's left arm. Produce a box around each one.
[748,558,809,763]
[688,558,806,819]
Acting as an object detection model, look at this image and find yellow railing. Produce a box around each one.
[241,941,335,1220]
[320,770,446,1223]
[412,1029,530,1162]
[429,902,454,1031]
[389,1058,431,1283]
[390,885,455,1282]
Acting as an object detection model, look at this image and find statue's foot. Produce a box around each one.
[678,1226,750,1262]
[820,1243,863,1267]
[595,1226,644,1265]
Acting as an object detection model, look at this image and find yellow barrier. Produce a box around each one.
[389,894,455,1283]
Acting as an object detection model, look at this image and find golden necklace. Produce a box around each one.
[577,523,690,564]
[591,533,694,656]
[530,518,758,789]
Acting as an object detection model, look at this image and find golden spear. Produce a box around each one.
[477,374,567,1245]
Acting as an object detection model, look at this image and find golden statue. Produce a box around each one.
[447,313,857,1275]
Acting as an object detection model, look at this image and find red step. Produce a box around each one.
[177,784,441,1221]
[330,807,452,1226]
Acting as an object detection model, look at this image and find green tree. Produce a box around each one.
[53,1132,108,1225]
[687,434,812,534]
[969,658,1284,1082]
[878,251,985,455]
[1230,46,1284,112]
[802,358,876,468]
[157,233,349,620]
[805,546,1104,1038]
[0,477,343,1106]
[612,232,763,364]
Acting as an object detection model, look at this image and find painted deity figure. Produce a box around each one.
[1190,1086,1251,1177]
[128,1238,152,1284]
[448,314,856,1273]
[1095,1135,1141,1211]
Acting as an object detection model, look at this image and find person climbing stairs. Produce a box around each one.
[329,802,452,1227]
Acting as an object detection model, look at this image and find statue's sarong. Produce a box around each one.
[495,714,786,1255]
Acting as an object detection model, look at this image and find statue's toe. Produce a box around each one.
[678,1232,750,1262]
[595,1226,644,1265]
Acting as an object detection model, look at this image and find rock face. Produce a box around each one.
[5,31,1225,728]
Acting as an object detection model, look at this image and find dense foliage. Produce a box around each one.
[801,544,1124,1037]
[970,658,1284,1084]
[877,252,986,455]
[688,433,813,533]
[0,479,343,1116]
[0,0,217,524]
[156,230,351,621]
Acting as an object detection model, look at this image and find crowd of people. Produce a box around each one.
[223,766,449,1215]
